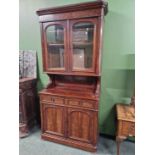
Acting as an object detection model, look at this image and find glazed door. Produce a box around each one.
[69,18,98,74]
[67,108,95,144]
[43,21,68,72]
[41,103,65,137]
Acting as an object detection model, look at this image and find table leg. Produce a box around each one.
[116,136,126,155]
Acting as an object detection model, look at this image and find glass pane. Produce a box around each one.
[72,22,94,69]
[46,25,64,43]
[46,25,64,69]
[47,46,64,68]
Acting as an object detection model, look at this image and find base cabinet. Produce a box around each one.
[40,94,98,152]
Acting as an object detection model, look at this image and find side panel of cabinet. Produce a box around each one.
[67,107,98,145]
[41,103,65,137]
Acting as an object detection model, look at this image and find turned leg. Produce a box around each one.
[116,137,120,155]
[116,136,126,155]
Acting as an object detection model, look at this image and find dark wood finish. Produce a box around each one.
[67,108,97,144]
[38,9,102,23]
[36,0,108,152]
[40,92,98,151]
[19,78,37,138]
[36,1,108,16]
[41,103,65,137]
[116,104,135,155]
[37,1,108,76]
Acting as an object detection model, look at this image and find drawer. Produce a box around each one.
[121,122,135,136]
[67,99,96,109]
[67,99,80,106]
[81,101,95,109]
[40,95,64,105]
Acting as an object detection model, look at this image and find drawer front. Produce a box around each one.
[68,99,80,106]
[81,101,95,109]
[40,95,64,105]
[122,122,135,136]
[67,98,96,109]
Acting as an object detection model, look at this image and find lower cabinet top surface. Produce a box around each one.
[39,88,98,101]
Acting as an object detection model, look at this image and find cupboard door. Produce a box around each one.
[41,103,65,137]
[67,108,95,144]
[69,18,98,73]
[43,21,68,72]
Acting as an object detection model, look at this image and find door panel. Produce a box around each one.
[69,18,98,73]
[42,103,65,137]
[43,21,68,72]
[67,108,94,143]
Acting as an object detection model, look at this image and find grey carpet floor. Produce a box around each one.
[19,127,135,155]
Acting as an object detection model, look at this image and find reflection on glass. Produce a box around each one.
[46,25,64,43]
[72,22,94,69]
[46,25,64,69]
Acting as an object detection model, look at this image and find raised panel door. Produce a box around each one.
[42,103,65,137]
[67,108,94,144]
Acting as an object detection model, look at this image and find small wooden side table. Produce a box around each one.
[116,104,135,155]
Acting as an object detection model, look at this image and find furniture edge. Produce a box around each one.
[41,133,97,152]
[36,0,108,16]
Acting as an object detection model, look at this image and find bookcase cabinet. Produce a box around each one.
[37,0,108,152]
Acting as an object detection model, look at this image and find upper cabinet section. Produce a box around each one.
[70,18,97,73]
[37,1,108,76]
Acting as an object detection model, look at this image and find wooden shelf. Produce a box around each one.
[48,30,63,33]
[73,27,94,31]
[73,42,92,46]
[41,87,97,100]
[47,42,64,46]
